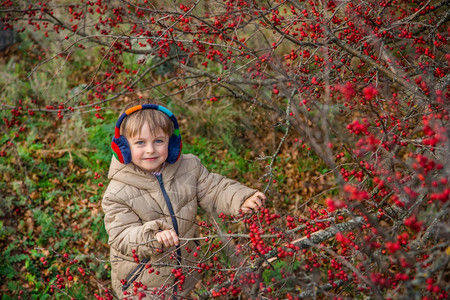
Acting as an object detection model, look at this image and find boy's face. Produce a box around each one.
[128,122,169,173]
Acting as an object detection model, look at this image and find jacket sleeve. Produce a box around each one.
[195,157,258,216]
[102,191,173,259]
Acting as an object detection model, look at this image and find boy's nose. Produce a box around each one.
[145,144,155,153]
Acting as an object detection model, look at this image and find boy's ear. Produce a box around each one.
[111,135,132,164]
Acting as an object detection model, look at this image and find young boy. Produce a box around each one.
[102,100,265,299]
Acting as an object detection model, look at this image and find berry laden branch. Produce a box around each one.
[0,1,448,299]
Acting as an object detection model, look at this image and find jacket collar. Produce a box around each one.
[107,155,180,189]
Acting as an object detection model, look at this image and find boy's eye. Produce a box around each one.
[136,141,144,145]
[155,139,164,143]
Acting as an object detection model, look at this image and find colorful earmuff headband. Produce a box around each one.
[111,104,182,164]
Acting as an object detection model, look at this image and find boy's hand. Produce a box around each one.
[241,192,266,214]
[155,229,179,247]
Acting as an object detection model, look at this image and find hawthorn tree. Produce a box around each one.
[1,0,449,299]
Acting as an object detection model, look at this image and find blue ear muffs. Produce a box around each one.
[111,104,182,164]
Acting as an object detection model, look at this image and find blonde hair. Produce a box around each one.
[119,100,174,138]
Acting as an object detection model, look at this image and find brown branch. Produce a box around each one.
[298,275,354,299]
[410,202,450,250]
[265,216,365,265]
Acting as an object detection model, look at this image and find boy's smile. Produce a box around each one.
[128,122,169,173]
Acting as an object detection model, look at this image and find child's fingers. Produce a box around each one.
[251,199,262,209]
[163,234,174,247]
[254,193,266,207]
[168,230,179,246]
[156,230,179,247]
[155,232,164,245]
[241,192,266,214]
[244,199,260,212]
[241,207,252,214]
[255,192,266,206]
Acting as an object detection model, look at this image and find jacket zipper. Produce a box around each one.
[122,257,149,291]
[155,174,182,265]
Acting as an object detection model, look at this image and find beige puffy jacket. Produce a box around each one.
[102,154,257,299]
